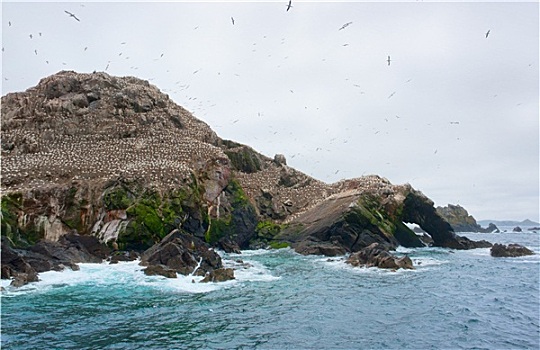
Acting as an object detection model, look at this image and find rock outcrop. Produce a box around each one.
[279,178,492,255]
[140,229,228,279]
[346,243,413,270]
[1,234,108,286]
[490,243,534,257]
[436,204,499,233]
[1,71,497,285]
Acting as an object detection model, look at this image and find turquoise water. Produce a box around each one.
[1,230,539,349]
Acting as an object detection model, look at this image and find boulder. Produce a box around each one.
[200,268,235,283]
[273,154,287,166]
[512,226,522,232]
[140,229,227,278]
[346,243,413,270]
[143,264,177,278]
[218,239,242,254]
[483,223,500,233]
[490,243,534,257]
[109,250,139,264]
[10,271,39,287]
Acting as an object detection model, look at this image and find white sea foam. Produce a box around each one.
[228,247,291,257]
[314,256,421,276]
[1,255,280,296]
[223,258,281,282]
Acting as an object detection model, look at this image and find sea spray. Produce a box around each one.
[190,257,203,277]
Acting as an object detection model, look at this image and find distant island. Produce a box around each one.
[436,204,499,233]
[477,219,540,227]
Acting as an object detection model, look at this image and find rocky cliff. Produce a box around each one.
[1,71,492,285]
[436,204,499,233]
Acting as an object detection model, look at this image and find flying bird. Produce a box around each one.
[64,10,80,22]
[387,56,391,66]
[29,34,33,39]
[231,17,235,25]
[286,0,292,11]
[485,29,490,38]
[8,21,11,26]
[339,22,353,31]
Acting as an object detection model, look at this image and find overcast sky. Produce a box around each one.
[2,1,539,222]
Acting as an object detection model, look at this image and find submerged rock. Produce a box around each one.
[490,243,534,257]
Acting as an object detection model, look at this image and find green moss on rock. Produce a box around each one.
[1,193,39,247]
[268,241,290,249]
[103,186,133,210]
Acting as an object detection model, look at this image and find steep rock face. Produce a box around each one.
[436,204,499,233]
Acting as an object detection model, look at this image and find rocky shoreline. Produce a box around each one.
[1,71,529,287]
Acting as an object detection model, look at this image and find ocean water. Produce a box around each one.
[1,229,539,350]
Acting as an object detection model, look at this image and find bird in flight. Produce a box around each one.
[485,29,490,38]
[65,10,80,22]
[339,22,353,31]
[387,56,391,66]
[231,17,235,25]
[286,0,292,11]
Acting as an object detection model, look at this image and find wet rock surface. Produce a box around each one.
[346,243,414,270]
[490,243,534,257]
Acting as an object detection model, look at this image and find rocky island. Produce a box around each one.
[436,204,499,233]
[1,71,493,286]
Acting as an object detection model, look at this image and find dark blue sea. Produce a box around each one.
[1,229,539,350]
